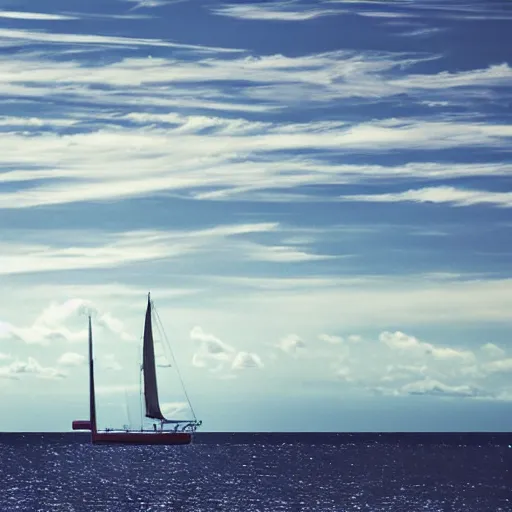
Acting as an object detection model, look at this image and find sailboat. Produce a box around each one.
[72,293,202,445]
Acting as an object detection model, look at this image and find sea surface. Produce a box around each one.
[0,433,510,512]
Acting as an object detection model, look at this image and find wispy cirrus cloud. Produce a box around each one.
[0,114,511,208]
[0,223,335,275]
[0,11,77,21]
[212,2,342,21]
[2,50,509,116]
[0,28,242,52]
[341,187,512,208]
[326,0,512,21]
[391,63,512,89]
[212,1,424,21]
[124,0,182,10]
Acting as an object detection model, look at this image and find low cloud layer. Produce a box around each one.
[0,298,133,345]
[57,352,86,367]
[276,334,306,354]
[0,357,65,380]
[190,326,263,376]
[314,329,511,401]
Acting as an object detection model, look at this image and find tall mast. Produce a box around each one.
[88,315,97,434]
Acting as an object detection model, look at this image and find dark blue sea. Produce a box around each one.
[0,433,510,511]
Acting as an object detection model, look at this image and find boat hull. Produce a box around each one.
[92,431,192,445]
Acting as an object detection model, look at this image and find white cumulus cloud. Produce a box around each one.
[190,326,263,375]
[277,334,306,354]
[480,343,506,359]
[0,357,66,380]
[232,351,263,370]
[319,334,343,344]
[57,352,86,367]
[0,299,133,345]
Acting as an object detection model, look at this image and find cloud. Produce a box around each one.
[398,27,445,38]
[0,30,507,131]
[400,379,484,398]
[0,357,66,380]
[318,333,361,355]
[357,11,414,19]
[483,358,512,374]
[231,352,263,369]
[0,11,77,20]
[480,343,505,359]
[190,326,263,375]
[379,331,475,363]
[124,0,187,10]
[212,1,425,21]
[0,28,242,53]
[391,63,512,89]
[277,334,306,354]
[310,324,512,400]
[381,363,428,383]
[1,116,510,209]
[309,329,512,400]
[327,0,512,21]
[212,3,342,21]
[95,313,135,342]
[341,187,512,208]
[243,243,336,262]
[57,352,86,367]
[0,49,413,98]
[195,274,512,332]
[319,334,343,344]
[336,366,354,382]
[0,299,132,345]
[0,223,278,275]
[0,43,511,211]
[190,326,236,367]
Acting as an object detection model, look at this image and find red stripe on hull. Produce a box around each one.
[72,420,92,431]
[92,431,192,445]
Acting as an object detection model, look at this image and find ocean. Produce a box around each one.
[0,433,510,511]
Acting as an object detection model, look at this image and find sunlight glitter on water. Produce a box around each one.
[0,437,510,511]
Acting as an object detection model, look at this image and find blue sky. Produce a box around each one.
[0,0,511,432]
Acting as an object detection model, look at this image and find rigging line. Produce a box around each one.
[152,303,198,422]
[154,313,173,373]
[153,304,196,421]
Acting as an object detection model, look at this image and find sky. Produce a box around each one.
[0,0,511,433]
